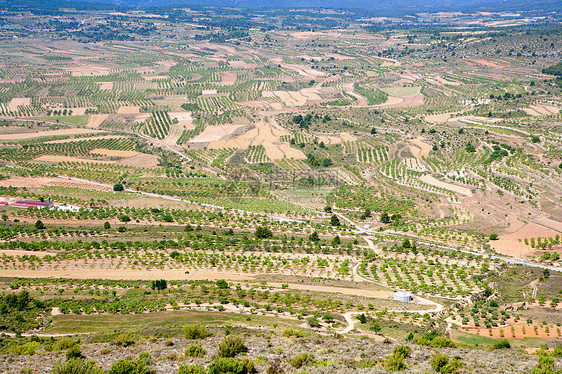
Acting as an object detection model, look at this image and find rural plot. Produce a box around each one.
[209,121,306,161]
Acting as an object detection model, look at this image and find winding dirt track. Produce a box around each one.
[337,263,444,334]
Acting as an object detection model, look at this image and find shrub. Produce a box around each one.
[108,359,149,374]
[115,333,136,347]
[55,338,78,352]
[52,359,104,374]
[430,352,463,373]
[492,339,511,350]
[217,336,248,358]
[9,341,40,355]
[282,328,304,338]
[185,343,206,357]
[357,313,367,324]
[489,233,499,240]
[66,345,85,360]
[177,364,206,374]
[266,359,283,374]
[35,220,46,230]
[183,324,211,340]
[430,352,449,372]
[385,354,406,371]
[393,345,411,358]
[289,353,314,368]
[431,336,456,348]
[207,358,256,374]
[255,226,273,239]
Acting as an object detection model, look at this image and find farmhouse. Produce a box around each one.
[12,200,54,209]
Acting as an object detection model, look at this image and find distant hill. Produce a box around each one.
[73,0,562,13]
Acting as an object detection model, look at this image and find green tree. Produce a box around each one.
[151,279,167,292]
[255,226,273,239]
[35,220,46,230]
[309,231,320,242]
[381,212,390,224]
[113,183,124,192]
[103,222,111,229]
[216,279,229,289]
[330,214,340,226]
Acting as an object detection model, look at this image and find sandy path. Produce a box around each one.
[34,155,114,164]
[8,98,31,112]
[0,176,111,190]
[46,135,126,144]
[492,216,561,257]
[191,124,243,143]
[408,138,432,159]
[343,82,368,106]
[210,121,305,160]
[0,250,55,257]
[466,59,505,69]
[91,149,139,157]
[69,65,111,77]
[98,82,113,90]
[87,114,109,128]
[163,122,185,146]
[420,175,472,196]
[0,128,100,141]
[219,72,237,86]
[117,106,140,114]
[376,96,404,107]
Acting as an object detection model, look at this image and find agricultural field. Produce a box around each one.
[0,1,561,373]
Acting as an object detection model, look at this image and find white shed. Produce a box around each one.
[394,291,413,302]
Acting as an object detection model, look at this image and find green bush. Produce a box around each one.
[207,358,256,374]
[430,352,449,372]
[430,352,463,373]
[52,359,104,374]
[177,364,206,374]
[8,341,40,355]
[217,336,248,358]
[55,338,79,352]
[66,345,85,360]
[255,226,273,239]
[288,353,314,368]
[108,359,149,374]
[115,333,136,347]
[282,328,304,338]
[393,345,411,358]
[431,337,456,348]
[385,354,406,371]
[185,343,206,357]
[183,324,211,340]
[492,339,511,350]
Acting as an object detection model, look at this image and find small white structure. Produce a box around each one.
[394,291,413,303]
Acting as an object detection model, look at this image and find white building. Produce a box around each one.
[394,291,413,303]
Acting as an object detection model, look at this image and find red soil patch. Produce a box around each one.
[463,323,561,339]
[466,59,505,69]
